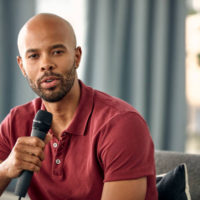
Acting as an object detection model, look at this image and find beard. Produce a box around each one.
[25,62,76,102]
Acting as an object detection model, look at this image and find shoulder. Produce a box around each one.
[93,89,136,113]
[80,80,140,118]
[90,89,152,147]
[8,98,42,121]
[0,98,42,133]
[91,89,147,131]
[0,98,42,151]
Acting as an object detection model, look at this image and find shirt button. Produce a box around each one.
[55,159,61,165]
[53,142,58,148]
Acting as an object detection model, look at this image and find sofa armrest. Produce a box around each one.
[155,150,200,200]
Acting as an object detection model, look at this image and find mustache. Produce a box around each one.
[37,72,63,84]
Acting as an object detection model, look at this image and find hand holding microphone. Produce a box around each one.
[14,110,52,198]
[0,110,52,200]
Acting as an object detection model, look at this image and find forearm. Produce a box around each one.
[101,178,147,200]
[0,161,12,196]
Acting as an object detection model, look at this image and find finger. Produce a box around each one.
[16,136,45,149]
[15,152,42,169]
[14,143,45,161]
[16,159,41,173]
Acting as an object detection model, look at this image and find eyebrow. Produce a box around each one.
[25,44,67,56]
[51,44,67,50]
[25,49,38,55]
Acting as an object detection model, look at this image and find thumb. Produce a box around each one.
[44,133,52,145]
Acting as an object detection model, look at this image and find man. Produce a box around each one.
[0,13,158,199]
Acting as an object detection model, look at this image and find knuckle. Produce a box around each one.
[16,137,22,143]
[30,164,39,172]
[34,148,41,157]
[31,155,41,167]
[14,145,21,152]
[29,164,35,171]
[36,148,44,158]
[16,137,25,144]
[32,137,39,144]
[36,158,42,167]
[13,147,22,159]
[32,137,43,147]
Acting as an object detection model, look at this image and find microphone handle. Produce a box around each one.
[15,129,47,197]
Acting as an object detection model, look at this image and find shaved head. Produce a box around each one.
[17,13,77,56]
[16,13,82,102]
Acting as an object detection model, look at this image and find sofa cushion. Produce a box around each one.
[155,150,200,200]
[156,163,191,200]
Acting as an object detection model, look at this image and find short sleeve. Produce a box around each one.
[0,113,12,160]
[97,112,155,182]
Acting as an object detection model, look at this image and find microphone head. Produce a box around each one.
[33,110,52,132]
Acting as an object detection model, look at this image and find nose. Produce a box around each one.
[41,64,55,71]
[40,55,56,71]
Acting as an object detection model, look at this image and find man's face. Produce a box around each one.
[25,61,76,102]
[17,17,81,102]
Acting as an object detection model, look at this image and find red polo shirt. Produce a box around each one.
[0,81,158,200]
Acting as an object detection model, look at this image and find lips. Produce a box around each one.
[40,76,60,89]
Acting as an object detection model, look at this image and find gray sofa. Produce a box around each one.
[155,150,200,200]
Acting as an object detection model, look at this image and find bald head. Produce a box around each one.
[17,13,77,56]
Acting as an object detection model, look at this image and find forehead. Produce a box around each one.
[18,17,75,55]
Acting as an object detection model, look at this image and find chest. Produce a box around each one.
[31,134,104,200]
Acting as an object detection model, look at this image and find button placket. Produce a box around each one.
[53,134,71,176]
[54,140,65,166]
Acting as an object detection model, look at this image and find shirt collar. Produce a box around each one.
[41,80,94,136]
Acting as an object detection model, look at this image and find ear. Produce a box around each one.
[74,46,82,69]
[17,56,26,77]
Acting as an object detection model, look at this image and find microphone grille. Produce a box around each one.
[33,110,52,132]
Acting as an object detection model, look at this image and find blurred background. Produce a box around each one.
[1,0,200,152]
[0,0,200,198]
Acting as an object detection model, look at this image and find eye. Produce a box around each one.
[52,50,64,55]
[28,54,39,59]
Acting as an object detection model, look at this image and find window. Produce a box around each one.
[36,0,87,79]
[185,0,200,153]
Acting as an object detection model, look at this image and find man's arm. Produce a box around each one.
[101,177,147,200]
[0,134,51,196]
[0,160,11,196]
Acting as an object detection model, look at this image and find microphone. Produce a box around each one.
[15,110,52,198]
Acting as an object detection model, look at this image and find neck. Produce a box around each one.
[42,79,80,139]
